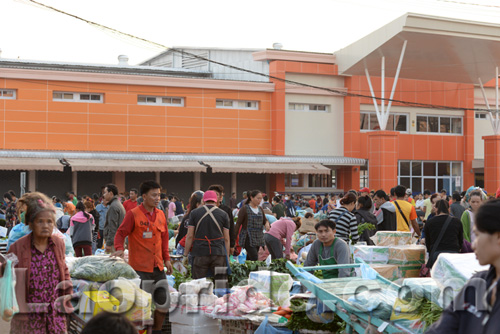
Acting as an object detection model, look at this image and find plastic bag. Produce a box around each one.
[6,223,30,251]
[70,256,139,282]
[359,263,378,280]
[0,254,20,321]
[348,287,398,320]
[255,315,294,334]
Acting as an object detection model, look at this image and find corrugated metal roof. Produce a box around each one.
[0,58,211,78]
[0,150,366,166]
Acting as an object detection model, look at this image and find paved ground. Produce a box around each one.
[0,320,10,333]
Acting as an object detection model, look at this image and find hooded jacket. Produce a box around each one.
[70,211,94,247]
[375,201,397,231]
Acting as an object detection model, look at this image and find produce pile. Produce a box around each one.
[286,298,345,332]
[229,258,292,288]
[70,256,139,282]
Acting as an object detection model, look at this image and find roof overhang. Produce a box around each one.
[0,150,365,173]
[207,162,330,174]
[335,13,500,84]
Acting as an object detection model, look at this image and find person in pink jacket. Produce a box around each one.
[264,217,301,259]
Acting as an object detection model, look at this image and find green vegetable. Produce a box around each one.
[172,266,192,290]
[228,258,294,288]
[286,298,345,332]
[419,298,443,330]
[70,256,139,282]
[358,222,376,236]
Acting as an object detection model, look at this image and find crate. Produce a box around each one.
[220,319,257,334]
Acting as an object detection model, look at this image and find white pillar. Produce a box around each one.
[72,171,78,195]
[155,171,160,184]
[303,174,309,189]
[194,172,201,190]
[231,173,237,195]
[28,170,36,192]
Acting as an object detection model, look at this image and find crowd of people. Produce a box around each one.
[2,181,500,334]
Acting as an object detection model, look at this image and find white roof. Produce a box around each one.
[335,13,500,84]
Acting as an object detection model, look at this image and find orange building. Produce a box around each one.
[1,13,500,201]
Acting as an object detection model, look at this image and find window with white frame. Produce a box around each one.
[416,115,462,134]
[53,91,103,103]
[289,103,330,113]
[475,112,488,119]
[0,89,16,99]
[216,99,258,110]
[360,112,408,132]
[137,95,184,106]
[398,160,462,194]
[360,166,369,188]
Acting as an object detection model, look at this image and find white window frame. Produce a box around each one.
[53,91,103,103]
[475,112,488,119]
[137,95,185,106]
[416,114,463,135]
[0,89,16,100]
[397,160,463,194]
[216,99,259,110]
[360,111,409,133]
[289,103,330,113]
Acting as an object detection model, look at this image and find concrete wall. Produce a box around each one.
[284,73,344,156]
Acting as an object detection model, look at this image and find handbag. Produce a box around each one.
[420,215,453,277]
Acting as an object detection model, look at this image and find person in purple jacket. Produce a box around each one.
[264,217,301,259]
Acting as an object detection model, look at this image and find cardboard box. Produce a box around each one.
[353,245,390,264]
[299,217,318,234]
[372,231,413,246]
[398,265,422,278]
[79,290,120,321]
[388,245,426,265]
[370,264,399,281]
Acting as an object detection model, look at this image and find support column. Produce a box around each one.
[337,167,360,192]
[155,172,161,185]
[231,173,237,196]
[28,170,36,192]
[269,174,285,193]
[112,172,125,193]
[367,131,399,192]
[72,171,78,195]
[483,135,500,193]
[193,172,201,191]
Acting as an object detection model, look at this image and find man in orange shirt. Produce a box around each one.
[123,188,138,213]
[113,180,172,334]
[308,195,317,213]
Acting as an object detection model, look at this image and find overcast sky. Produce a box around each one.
[1,0,499,65]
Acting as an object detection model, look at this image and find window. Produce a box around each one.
[53,91,103,103]
[398,161,462,194]
[416,115,462,134]
[137,95,184,106]
[360,112,408,132]
[475,112,488,119]
[284,174,304,188]
[309,173,333,188]
[289,103,330,113]
[360,167,369,188]
[0,89,16,99]
[216,99,258,110]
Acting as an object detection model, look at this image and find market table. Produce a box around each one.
[286,260,418,334]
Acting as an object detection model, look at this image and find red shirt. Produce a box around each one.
[114,204,170,273]
[308,199,317,213]
[123,199,138,213]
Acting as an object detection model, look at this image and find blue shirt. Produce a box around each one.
[95,203,108,230]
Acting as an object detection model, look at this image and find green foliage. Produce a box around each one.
[358,222,376,236]
[419,298,443,330]
[172,265,192,290]
[228,260,265,287]
[286,298,345,332]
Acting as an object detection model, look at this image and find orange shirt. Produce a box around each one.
[114,204,170,273]
[123,199,138,213]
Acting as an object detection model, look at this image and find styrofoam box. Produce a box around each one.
[171,323,219,334]
[169,306,219,327]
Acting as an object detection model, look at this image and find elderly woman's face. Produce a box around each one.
[31,211,55,238]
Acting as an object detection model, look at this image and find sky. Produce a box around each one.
[1,0,500,66]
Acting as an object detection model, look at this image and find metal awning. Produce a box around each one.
[66,159,206,173]
[336,13,500,84]
[207,162,331,174]
[0,158,63,171]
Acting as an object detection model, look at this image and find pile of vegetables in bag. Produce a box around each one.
[70,256,139,282]
[286,298,345,332]
[229,258,293,288]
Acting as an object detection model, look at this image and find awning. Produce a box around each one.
[472,159,484,169]
[336,13,500,84]
[207,162,331,174]
[67,159,207,173]
[0,158,63,171]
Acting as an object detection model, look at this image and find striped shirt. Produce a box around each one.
[327,207,359,243]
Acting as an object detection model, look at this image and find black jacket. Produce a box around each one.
[355,209,377,245]
[426,266,500,334]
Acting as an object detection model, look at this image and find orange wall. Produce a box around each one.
[344,76,475,189]
[0,78,272,155]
